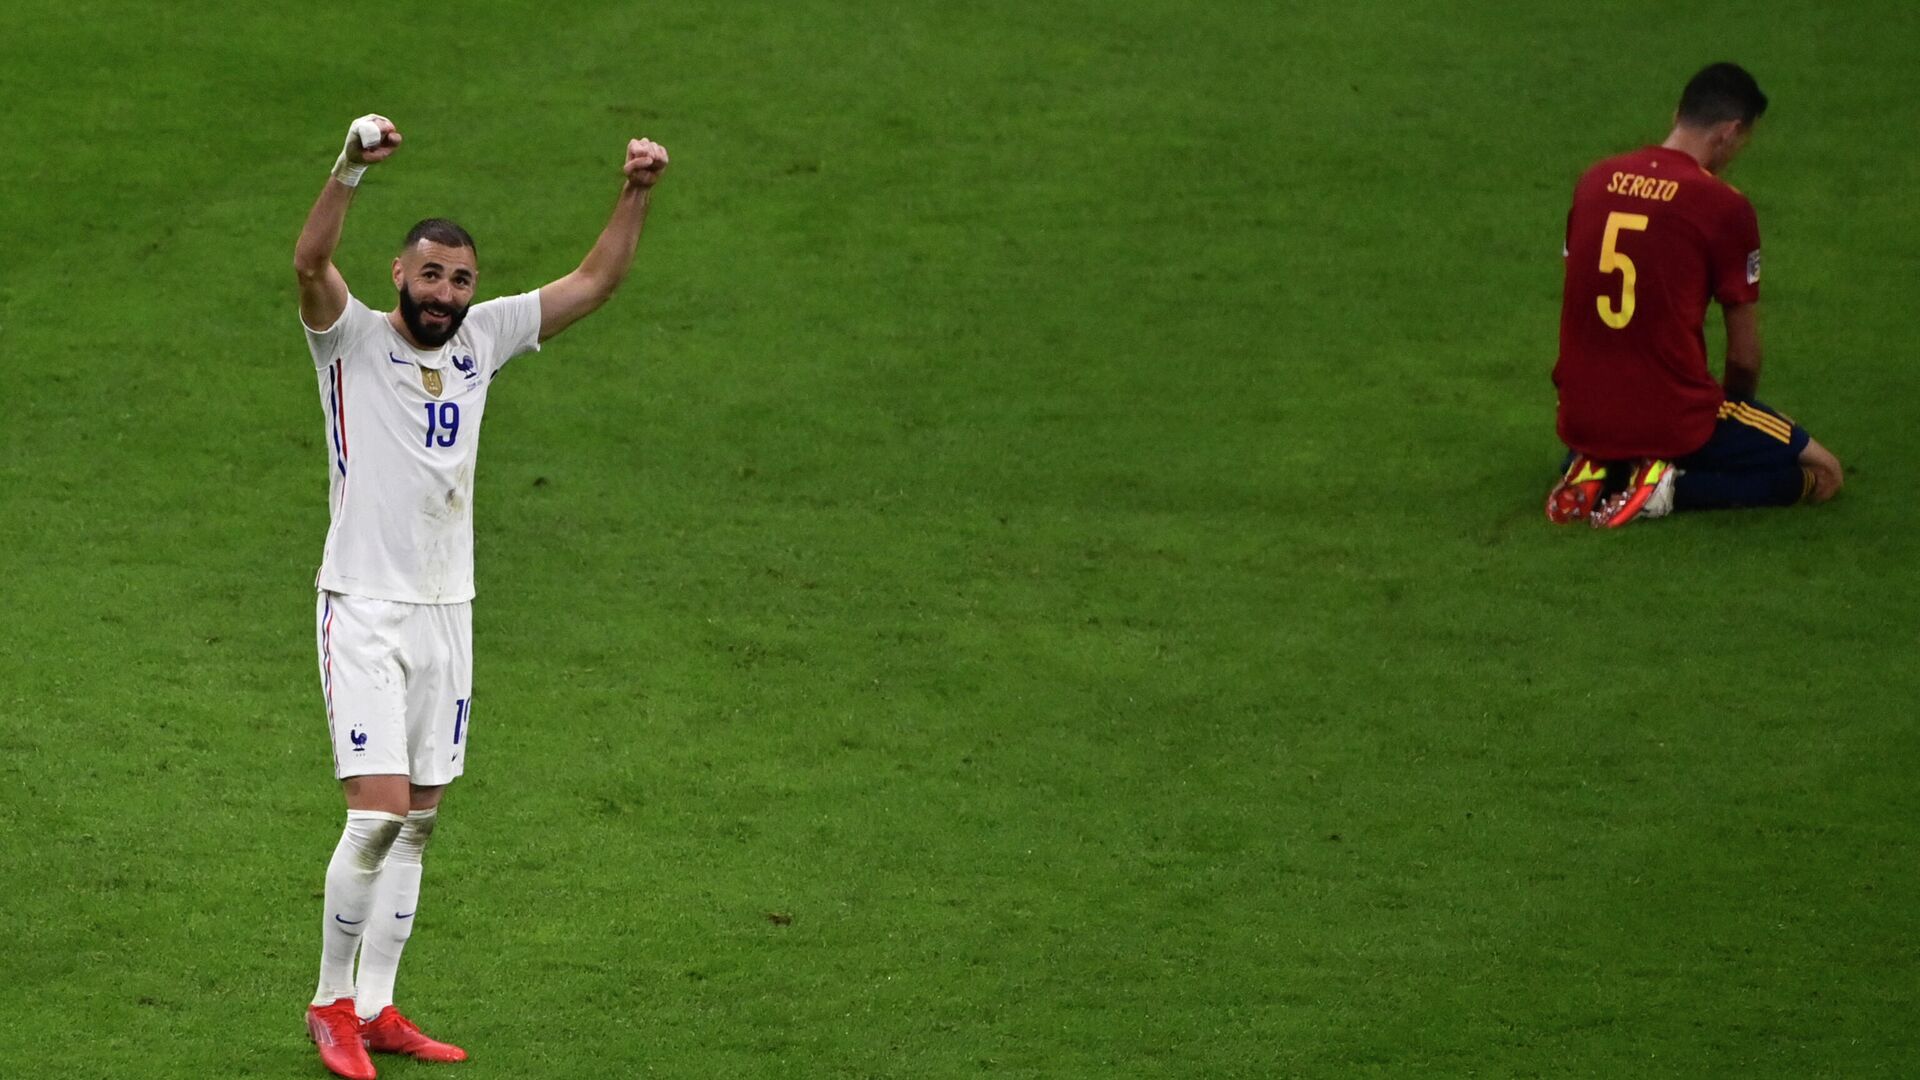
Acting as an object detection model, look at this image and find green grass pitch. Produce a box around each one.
[3,1,1918,1076]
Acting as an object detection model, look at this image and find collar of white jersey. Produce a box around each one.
[383,314,456,369]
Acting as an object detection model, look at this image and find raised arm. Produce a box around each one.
[1722,301,1761,399]
[537,139,670,342]
[294,115,401,332]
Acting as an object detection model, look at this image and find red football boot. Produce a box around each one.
[1546,455,1609,523]
[1589,458,1677,529]
[362,1006,469,1063]
[307,998,377,1080]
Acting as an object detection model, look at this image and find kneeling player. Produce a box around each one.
[1547,62,1842,527]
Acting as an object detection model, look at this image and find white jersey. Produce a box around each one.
[303,292,542,604]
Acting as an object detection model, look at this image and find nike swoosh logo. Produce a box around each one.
[334,914,364,926]
[389,353,411,366]
[395,911,415,920]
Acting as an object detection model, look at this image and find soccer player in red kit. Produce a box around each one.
[1548,62,1843,527]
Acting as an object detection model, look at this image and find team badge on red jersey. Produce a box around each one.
[1746,249,1762,285]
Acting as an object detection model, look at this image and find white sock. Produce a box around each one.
[312,810,405,1006]
[355,808,436,1020]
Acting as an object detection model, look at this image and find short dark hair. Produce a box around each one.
[1677,63,1768,128]
[402,218,476,256]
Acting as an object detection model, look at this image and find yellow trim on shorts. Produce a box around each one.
[1718,401,1793,444]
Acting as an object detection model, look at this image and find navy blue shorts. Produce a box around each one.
[1676,398,1809,472]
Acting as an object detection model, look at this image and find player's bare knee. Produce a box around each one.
[344,773,412,816]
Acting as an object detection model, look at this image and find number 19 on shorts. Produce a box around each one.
[423,402,461,447]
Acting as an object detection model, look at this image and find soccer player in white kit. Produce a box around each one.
[293,114,668,1080]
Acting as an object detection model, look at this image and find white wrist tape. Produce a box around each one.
[330,115,386,188]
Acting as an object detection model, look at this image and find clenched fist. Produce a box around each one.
[624,138,669,189]
[344,114,402,165]
[331,114,401,188]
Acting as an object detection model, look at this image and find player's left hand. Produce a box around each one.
[624,138,669,189]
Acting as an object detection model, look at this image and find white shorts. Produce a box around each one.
[316,591,473,786]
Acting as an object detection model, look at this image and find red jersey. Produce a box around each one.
[1553,145,1762,459]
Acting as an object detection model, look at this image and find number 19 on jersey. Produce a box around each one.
[423,402,461,447]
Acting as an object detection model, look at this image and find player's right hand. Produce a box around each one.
[343,114,402,165]
[623,138,669,188]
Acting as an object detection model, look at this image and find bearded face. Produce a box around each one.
[390,236,478,348]
[397,281,471,347]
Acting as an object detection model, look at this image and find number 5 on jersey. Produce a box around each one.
[1596,211,1649,329]
[423,402,461,447]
